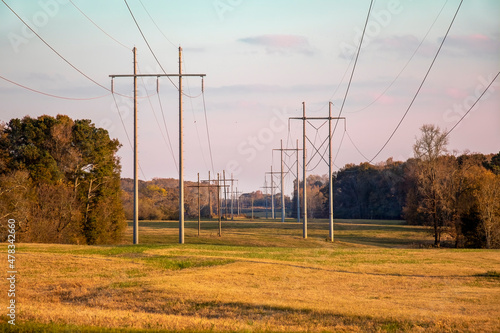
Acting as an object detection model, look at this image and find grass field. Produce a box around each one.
[1,219,499,332]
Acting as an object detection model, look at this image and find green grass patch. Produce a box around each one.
[126,268,148,278]
[0,320,208,333]
[143,255,235,270]
[110,281,142,289]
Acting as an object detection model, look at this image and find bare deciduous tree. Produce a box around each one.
[475,170,500,249]
[413,124,449,247]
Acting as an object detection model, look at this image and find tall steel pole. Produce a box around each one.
[302,102,307,238]
[296,139,300,223]
[133,47,139,245]
[251,197,254,220]
[231,173,234,220]
[290,102,345,240]
[178,47,185,244]
[236,187,240,215]
[271,165,275,220]
[264,177,268,219]
[208,171,212,218]
[328,102,334,242]
[217,173,221,236]
[197,173,201,236]
[223,170,227,219]
[280,140,285,222]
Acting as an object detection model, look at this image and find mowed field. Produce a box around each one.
[1,219,500,332]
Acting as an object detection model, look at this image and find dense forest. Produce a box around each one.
[0,115,125,244]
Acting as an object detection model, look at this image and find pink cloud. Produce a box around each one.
[445,87,467,99]
[471,34,489,41]
[239,34,314,55]
[440,34,499,55]
[368,92,395,105]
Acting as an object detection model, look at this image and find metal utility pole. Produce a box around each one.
[196,172,229,236]
[296,139,300,223]
[223,170,227,218]
[178,47,184,244]
[251,197,254,220]
[230,173,234,220]
[197,173,201,236]
[211,174,229,235]
[271,166,274,220]
[265,167,280,220]
[208,171,212,218]
[302,102,307,238]
[237,189,241,216]
[273,140,302,223]
[261,178,274,220]
[217,173,221,236]
[281,140,285,222]
[234,188,242,216]
[290,102,345,241]
[228,174,238,220]
[265,185,268,219]
[133,47,138,244]
[220,171,237,219]
[110,47,205,245]
[328,102,334,242]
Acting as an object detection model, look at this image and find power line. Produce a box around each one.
[111,93,133,148]
[303,0,367,174]
[328,53,355,106]
[1,0,111,93]
[369,0,463,164]
[137,0,177,48]
[123,0,178,90]
[69,0,130,49]
[202,88,216,175]
[346,129,371,162]
[332,0,374,137]
[344,71,499,163]
[157,91,179,172]
[349,0,449,114]
[124,1,204,101]
[309,50,356,114]
[182,57,209,171]
[111,92,147,179]
[332,129,346,167]
[0,74,110,100]
[445,71,500,138]
[128,0,204,100]
[135,68,178,173]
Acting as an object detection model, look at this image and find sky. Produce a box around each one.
[1,0,499,194]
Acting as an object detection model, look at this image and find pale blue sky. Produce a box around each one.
[1,0,499,193]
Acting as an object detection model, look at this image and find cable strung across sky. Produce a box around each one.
[1,1,498,192]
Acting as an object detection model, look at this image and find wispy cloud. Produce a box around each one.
[441,34,499,56]
[370,33,499,59]
[370,35,436,57]
[238,34,314,56]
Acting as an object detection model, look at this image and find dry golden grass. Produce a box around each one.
[1,219,499,332]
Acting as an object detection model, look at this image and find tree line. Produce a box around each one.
[288,125,499,248]
[121,178,292,220]
[2,117,497,249]
[0,115,125,244]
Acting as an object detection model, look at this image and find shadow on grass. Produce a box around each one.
[236,258,473,279]
[28,288,438,333]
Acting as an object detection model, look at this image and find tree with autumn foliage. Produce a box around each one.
[0,115,125,244]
